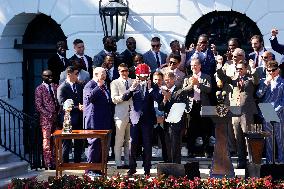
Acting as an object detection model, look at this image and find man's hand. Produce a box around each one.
[265,74,273,85]
[196,42,202,52]
[211,44,217,55]
[162,90,171,102]
[97,79,105,87]
[78,103,84,111]
[190,76,199,86]
[271,28,279,37]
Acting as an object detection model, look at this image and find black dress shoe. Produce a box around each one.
[117,165,130,169]
[127,169,136,176]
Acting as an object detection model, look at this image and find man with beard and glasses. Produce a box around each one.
[35,70,59,170]
[48,41,70,84]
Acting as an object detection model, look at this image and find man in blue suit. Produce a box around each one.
[143,37,167,73]
[270,28,284,78]
[57,66,84,163]
[249,35,268,68]
[256,60,284,163]
[83,67,113,174]
[127,64,163,176]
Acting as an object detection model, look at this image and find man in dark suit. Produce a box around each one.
[270,28,284,78]
[48,41,70,84]
[83,67,113,175]
[159,72,187,164]
[127,63,163,176]
[93,36,118,67]
[69,39,93,78]
[102,54,119,88]
[57,66,84,163]
[120,37,137,68]
[182,58,212,157]
[143,37,167,73]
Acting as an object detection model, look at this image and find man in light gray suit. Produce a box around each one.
[110,63,135,169]
[59,60,90,85]
[143,37,167,73]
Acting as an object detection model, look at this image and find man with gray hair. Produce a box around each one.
[83,66,113,176]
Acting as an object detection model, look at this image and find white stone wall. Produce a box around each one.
[0,0,284,110]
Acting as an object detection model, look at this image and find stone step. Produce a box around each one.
[0,171,38,189]
[0,161,29,179]
[0,150,13,164]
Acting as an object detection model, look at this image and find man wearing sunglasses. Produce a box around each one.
[217,60,259,169]
[143,37,167,73]
[256,60,284,164]
[161,53,185,88]
[252,51,274,80]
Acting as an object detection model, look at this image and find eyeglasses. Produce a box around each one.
[266,68,278,72]
[169,61,178,65]
[120,69,129,72]
[43,75,53,78]
[233,54,243,58]
[151,44,161,48]
[236,68,243,71]
[200,41,208,44]
[261,56,268,59]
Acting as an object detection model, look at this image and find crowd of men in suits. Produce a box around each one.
[34,28,284,176]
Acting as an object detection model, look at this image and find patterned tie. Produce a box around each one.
[72,84,77,94]
[155,52,160,67]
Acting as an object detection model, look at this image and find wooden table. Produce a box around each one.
[52,130,111,177]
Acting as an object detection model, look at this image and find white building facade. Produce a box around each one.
[0,0,284,110]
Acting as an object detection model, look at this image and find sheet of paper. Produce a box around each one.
[165,103,186,123]
[258,103,280,123]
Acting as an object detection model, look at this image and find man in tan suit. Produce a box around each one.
[110,63,135,169]
[217,60,258,168]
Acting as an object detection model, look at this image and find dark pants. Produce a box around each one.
[165,123,182,164]
[187,101,214,155]
[129,118,153,173]
[153,125,168,162]
[62,139,83,163]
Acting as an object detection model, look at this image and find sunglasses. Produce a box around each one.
[266,68,278,72]
[169,61,178,65]
[236,68,243,71]
[233,54,243,58]
[200,41,208,44]
[151,44,161,48]
[43,75,53,78]
[261,56,268,59]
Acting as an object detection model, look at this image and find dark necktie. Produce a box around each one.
[255,53,259,67]
[72,84,77,94]
[48,84,56,103]
[61,58,66,67]
[80,57,87,70]
[155,52,160,67]
[125,80,129,90]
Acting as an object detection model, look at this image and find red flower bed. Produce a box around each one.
[8,174,284,189]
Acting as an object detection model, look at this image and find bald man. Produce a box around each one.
[83,67,113,175]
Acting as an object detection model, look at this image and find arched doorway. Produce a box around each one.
[19,14,66,116]
[185,11,261,55]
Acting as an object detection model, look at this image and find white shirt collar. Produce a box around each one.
[57,53,64,59]
[75,54,85,59]
[168,85,176,93]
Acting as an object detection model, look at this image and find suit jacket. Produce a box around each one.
[57,81,83,128]
[120,49,136,68]
[35,83,59,127]
[83,80,112,130]
[130,84,163,125]
[248,48,271,68]
[59,70,90,85]
[93,50,107,67]
[69,54,93,78]
[270,37,284,55]
[143,50,167,73]
[185,49,216,78]
[182,73,212,106]
[110,77,133,120]
[217,68,258,114]
[48,54,70,84]
[257,77,284,115]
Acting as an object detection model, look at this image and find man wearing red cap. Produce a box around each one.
[127,64,163,176]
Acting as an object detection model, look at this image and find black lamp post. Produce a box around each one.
[99,0,129,41]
